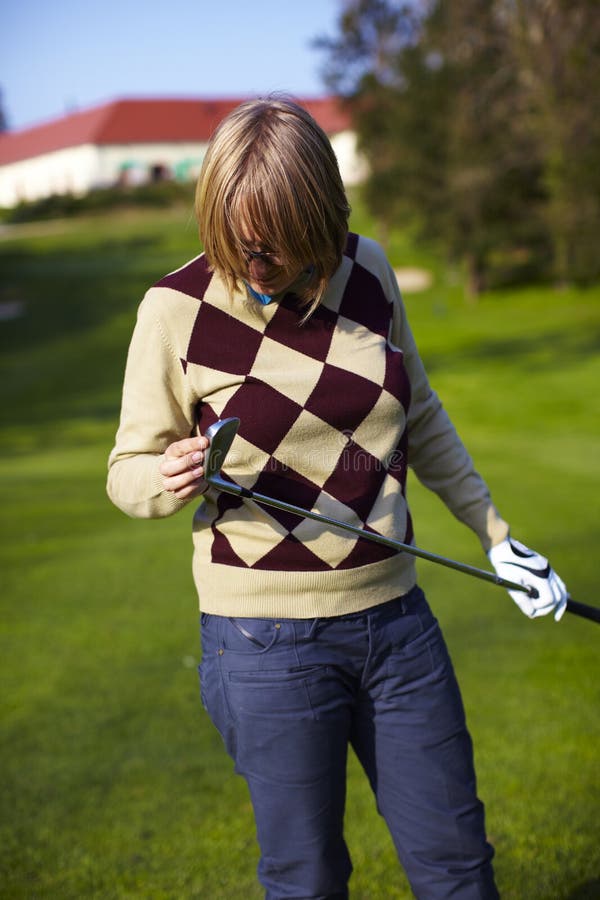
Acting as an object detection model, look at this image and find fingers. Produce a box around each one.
[160,434,210,498]
[554,595,568,621]
[510,589,535,618]
[490,540,568,621]
[530,595,558,618]
[550,572,568,621]
[515,571,568,619]
[163,434,209,464]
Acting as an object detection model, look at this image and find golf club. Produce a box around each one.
[204,418,599,624]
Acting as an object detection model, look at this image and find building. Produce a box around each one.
[0,97,366,208]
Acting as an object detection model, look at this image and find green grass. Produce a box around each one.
[1,199,599,899]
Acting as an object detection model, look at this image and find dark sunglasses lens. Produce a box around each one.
[247,251,277,265]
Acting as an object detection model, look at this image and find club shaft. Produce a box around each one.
[204,418,599,625]
[565,598,600,623]
[207,474,533,596]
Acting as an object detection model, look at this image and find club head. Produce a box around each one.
[203,417,240,482]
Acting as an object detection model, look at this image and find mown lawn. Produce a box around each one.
[1,200,599,899]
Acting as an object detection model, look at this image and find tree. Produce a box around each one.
[426,0,549,294]
[511,0,600,283]
[0,88,9,133]
[317,0,600,289]
[318,0,546,293]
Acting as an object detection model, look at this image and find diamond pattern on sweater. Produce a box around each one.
[221,383,304,456]
[194,368,250,420]
[325,316,388,385]
[251,459,323,532]
[187,303,264,373]
[269,410,346,488]
[216,435,270,490]
[338,261,391,337]
[365,472,410,539]
[387,431,409,487]
[334,532,397,569]
[304,363,383,434]
[252,534,333,571]
[322,439,388,523]
[265,294,337,361]
[155,254,213,299]
[383,345,412,412]
[351,389,405,461]
[249,337,325,407]
[290,491,366,567]
[212,493,291,567]
[320,258,354,316]
[186,233,416,573]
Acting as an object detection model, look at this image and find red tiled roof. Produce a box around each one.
[303,97,351,137]
[0,97,351,166]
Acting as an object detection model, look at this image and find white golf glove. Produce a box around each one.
[488,536,568,621]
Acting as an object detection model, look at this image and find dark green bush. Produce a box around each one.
[4,180,194,224]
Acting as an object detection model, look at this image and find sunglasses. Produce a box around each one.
[243,247,284,266]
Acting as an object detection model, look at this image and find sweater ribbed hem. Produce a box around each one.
[192,553,417,618]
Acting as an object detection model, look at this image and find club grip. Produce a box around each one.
[566,598,600,624]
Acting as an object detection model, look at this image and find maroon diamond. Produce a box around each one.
[252,460,322,532]
[386,429,409,489]
[155,255,213,300]
[335,537,396,569]
[222,382,303,455]
[266,296,337,362]
[322,441,387,522]
[252,534,332,571]
[339,264,391,337]
[187,303,263,373]
[305,363,382,432]
[383,347,411,412]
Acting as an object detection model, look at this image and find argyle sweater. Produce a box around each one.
[107,233,508,617]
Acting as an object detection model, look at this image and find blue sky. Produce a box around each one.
[0,0,341,131]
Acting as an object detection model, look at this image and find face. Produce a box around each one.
[237,210,307,297]
[242,243,306,298]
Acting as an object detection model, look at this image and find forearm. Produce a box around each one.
[407,392,508,550]
[107,450,193,519]
[107,287,198,519]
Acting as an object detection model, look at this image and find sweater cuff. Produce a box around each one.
[107,453,193,519]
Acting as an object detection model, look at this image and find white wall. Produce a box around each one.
[95,142,207,186]
[331,130,369,187]
[0,144,99,207]
[0,142,208,207]
[0,133,367,208]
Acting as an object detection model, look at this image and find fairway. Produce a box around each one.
[1,202,599,899]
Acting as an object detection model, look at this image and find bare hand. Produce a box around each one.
[159,434,210,500]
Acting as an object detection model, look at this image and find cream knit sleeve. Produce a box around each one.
[383,262,509,551]
[107,288,197,519]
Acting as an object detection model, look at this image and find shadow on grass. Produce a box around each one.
[422,327,600,376]
[0,235,163,349]
[0,235,181,441]
[567,879,600,899]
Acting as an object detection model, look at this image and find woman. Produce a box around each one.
[107,96,567,899]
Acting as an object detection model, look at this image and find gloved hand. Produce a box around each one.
[488,536,568,621]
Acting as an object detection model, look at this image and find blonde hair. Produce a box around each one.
[195,96,350,319]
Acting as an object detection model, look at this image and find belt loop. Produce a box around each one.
[305,617,320,640]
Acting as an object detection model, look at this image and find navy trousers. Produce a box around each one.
[199,586,499,899]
